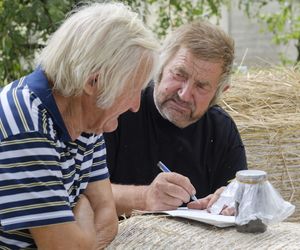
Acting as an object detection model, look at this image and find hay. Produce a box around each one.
[107,215,300,249]
[107,68,300,249]
[221,67,300,222]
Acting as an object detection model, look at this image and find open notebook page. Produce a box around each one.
[144,207,235,228]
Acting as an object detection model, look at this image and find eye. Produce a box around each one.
[170,69,186,81]
[196,82,211,92]
[175,72,183,77]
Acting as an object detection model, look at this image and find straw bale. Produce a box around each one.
[107,215,300,249]
[221,67,300,222]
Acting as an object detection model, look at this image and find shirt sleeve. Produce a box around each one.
[88,134,110,182]
[225,120,247,171]
[0,132,74,232]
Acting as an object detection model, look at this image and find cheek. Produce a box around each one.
[117,99,133,115]
[194,94,213,112]
[158,79,179,97]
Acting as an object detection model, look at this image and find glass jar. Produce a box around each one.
[235,169,268,233]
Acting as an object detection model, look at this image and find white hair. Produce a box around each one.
[36,2,159,108]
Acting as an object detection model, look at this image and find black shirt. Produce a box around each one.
[104,85,247,198]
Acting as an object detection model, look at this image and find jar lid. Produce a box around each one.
[236,170,267,184]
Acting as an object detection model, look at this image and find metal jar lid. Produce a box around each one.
[236,170,267,184]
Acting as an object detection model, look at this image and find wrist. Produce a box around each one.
[136,185,148,211]
[112,184,149,216]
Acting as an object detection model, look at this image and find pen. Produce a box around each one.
[157,161,198,202]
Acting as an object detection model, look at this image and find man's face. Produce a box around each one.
[81,65,148,135]
[154,48,223,128]
[90,85,142,134]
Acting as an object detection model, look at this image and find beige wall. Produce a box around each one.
[220,0,297,67]
[146,0,297,67]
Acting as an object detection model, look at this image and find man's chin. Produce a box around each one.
[156,102,196,128]
[160,108,190,127]
[104,126,118,133]
[162,113,191,128]
[102,122,119,133]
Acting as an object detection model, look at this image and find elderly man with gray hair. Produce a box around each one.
[104,20,247,216]
[0,2,158,249]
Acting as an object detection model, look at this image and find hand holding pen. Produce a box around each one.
[142,161,199,211]
[156,161,234,214]
[157,161,199,202]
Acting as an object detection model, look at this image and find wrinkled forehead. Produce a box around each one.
[167,48,223,78]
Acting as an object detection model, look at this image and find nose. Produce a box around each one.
[129,93,141,112]
[177,81,193,102]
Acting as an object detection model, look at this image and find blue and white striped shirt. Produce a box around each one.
[0,69,109,249]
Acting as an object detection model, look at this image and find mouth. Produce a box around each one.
[168,99,191,113]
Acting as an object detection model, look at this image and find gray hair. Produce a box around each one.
[156,20,235,106]
[37,2,159,108]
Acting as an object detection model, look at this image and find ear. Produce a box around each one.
[222,84,230,93]
[84,74,99,96]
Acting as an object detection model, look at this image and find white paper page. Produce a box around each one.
[161,207,235,228]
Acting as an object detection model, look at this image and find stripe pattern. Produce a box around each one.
[0,76,109,248]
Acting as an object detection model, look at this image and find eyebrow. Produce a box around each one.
[173,66,189,77]
[195,80,212,90]
[195,80,210,86]
[174,65,212,88]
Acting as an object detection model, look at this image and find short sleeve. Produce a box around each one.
[88,134,109,182]
[0,132,74,232]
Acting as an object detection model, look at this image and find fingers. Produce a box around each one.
[221,206,236,216]
[163,172,196,198]
[207,186,225,209]
[188,196,235,216]
[187,194,213,210]
[144,172,196,211]
[187,186,235,217]
[157,181,191,204]
[158,192,184,208]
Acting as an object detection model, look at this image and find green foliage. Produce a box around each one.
[147,0,226,38]
[1,0,298,86]
[122,0,226,38]
[238,0,300,64]
[0,0,78,86]
[0,0,227,85]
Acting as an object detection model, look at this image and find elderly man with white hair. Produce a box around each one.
[0,2,158,249]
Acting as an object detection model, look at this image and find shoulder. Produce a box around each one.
[204,105,240,136]
[0,79,57,141]
[207,105,233,120]
[76,133,106,157]
[205,105,237,126]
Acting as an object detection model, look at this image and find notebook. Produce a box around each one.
[143,207,235,228]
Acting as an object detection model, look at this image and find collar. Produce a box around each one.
[24,68,72,142]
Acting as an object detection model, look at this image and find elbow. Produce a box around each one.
[105,221,118,245]
[95,213,118,249]
[73,231,97,250]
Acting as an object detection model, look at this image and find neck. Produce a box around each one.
[53,91,83,141]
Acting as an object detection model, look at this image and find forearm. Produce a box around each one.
[84,180,119,249]
[73,195,96,241]
[94,206,118,249]
[112,184,147,216]
[30,221,95,250]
